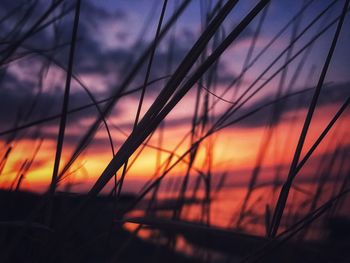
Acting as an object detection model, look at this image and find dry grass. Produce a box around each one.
[0,0,349,262]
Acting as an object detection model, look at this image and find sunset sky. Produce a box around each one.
[0,0,349,194]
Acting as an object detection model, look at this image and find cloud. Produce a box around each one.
[1,0,348,147]
[0,70,123,140]
[221,82,350,128]
[141,81,350,131]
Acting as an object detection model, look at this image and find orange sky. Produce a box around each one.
[0,0,349,196]
[1,99,348,194]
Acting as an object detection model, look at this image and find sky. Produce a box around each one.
[0,0,349,194]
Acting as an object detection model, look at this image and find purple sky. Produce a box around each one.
[0,0,349,193]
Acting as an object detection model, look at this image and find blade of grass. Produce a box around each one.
[116,0,168,199]
[269,0,350,237]
[87,0,267,198]
[47,0,81,222]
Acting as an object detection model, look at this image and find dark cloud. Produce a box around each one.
[221,82,350,128]
[81,1,126,24]
[2,0,347,146]
[0,71,121,137]
[148,82,350,131]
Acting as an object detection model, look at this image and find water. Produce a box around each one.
[123,181,350,258]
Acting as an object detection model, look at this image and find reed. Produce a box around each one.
[0,0,349,262]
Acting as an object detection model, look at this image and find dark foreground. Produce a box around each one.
[0,190,349,263]
[0,190,201,263]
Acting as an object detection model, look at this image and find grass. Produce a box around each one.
[0,0,349,262]
[269,0,350,237]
